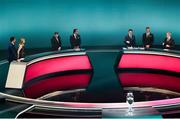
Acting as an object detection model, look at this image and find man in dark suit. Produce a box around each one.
[70,29,81,49]
[142,27,154,48]
[124,29,136,48]
[8,37,17,63]
[51,32,62,51]
[162,32,175,49]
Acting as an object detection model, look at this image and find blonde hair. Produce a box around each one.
[19,38,26,46]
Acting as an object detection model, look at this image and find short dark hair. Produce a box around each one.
[146,27,150,29]
[73,29,78,33]
[10,37,15,42]
[128,29,133,32]
[54,32,59,35]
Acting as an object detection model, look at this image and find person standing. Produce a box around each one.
[124,29,136,48]
[162,32,175,49]
[8,37,17,63]
[17,38,26,61]
[70,29,81,49]
[142,27,154,48]
[51,32,62,51]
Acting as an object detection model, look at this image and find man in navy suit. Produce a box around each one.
[51,32,62,51]
[70,29,81,49]
[124,29,136,48]
[8,37,17,63]
[142,27,154,48]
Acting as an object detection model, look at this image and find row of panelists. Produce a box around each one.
[52,27,175,50]
[8,27,175,63]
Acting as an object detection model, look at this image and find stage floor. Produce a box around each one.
[0,48,180,118]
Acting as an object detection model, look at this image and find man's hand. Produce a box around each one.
[166,45,170,48]
[58,47,61,51]
[145,45,150,48]
[126,41,130,44]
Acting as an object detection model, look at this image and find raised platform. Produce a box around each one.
[0,48,180,118]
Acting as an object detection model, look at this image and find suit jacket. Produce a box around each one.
[8,43,17,62]
[70,34,81,48]
[142,33,154,47]
[51,36,61,51]
[163,38,175,49]
[124,35,136,47]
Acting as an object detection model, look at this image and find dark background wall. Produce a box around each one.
[0,0,180,50]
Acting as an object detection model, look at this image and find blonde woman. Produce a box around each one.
[17,38,26,61]
[162,32,175,49]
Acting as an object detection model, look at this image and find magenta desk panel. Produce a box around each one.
[118,73,180,92]
[119,54,180,73]
[22,52,93,98]
[25,55,92,83]
[24,74,91,98]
